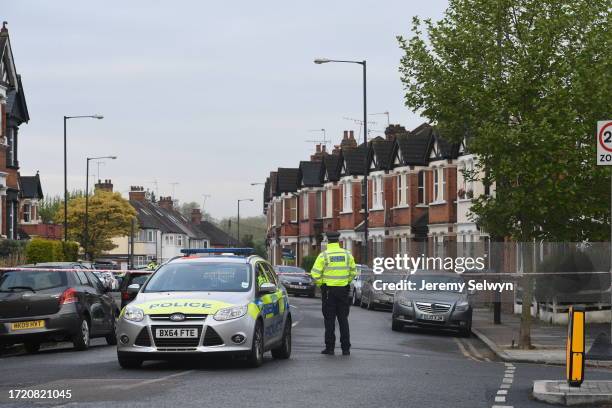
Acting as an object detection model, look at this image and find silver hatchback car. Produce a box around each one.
[116,248,292,368]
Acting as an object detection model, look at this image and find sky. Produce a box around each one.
[3,1,448,218]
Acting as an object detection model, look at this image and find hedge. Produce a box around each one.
[25,238,79,263]
[301,254,317,272]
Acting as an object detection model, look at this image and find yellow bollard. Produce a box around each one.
[566,306,585,387]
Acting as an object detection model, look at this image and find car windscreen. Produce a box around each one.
[409,275,465,292]
[0,270,67,292]
[276,266,305,274]
[378,273,403,283]
[144,263,251,292]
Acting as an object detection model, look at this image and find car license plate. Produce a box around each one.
[11,320,45,331]
[421,314,444,322]
[156,328,198,338]
[290,285,302,289]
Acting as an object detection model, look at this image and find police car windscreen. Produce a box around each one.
[143,263,251,292]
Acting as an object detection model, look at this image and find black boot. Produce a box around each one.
[342,349,350,356]
[321,348,335,355]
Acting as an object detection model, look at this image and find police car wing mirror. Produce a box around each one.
[127,283,141,294]
[259,282,277,294]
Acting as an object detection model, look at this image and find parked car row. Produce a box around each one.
[353,267,474,337]
[274,266,316,297]
[0,263,120,353]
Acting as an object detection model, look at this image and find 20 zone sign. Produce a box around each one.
[597,120,612,165]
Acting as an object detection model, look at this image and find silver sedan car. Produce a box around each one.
[392,271,473,337]
[360,271,403,311]
[116,249,292,368]
[349,265,373,306]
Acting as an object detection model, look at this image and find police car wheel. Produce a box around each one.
[118,354,143,369]
[271,318,292,359]
[391,319,403,332]
[247,322,264,367]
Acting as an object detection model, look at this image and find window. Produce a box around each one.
[290,197,297,222]
[315,191,323,218]
[418,171,426,204]
[433,168,439,202]
[441,168,446,201]
[342,181,352,212]
[177,235,184,247]
[6,128,15,167]
[147,230,155,242]
[302,193,309,219]
[22,202,31,223]
[325,189,333,218]
[282,199,286,223]
[396,174,408,206]
[372,176,383,209]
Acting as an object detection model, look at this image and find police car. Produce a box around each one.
[116,248,291,368]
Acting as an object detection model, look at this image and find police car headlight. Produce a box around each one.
[213,305,248,321]
[399,298,412,308]
[124,306,144,322]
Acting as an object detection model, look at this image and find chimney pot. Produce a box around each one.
[343,130,348,140]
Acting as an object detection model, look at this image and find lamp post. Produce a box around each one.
[314,58,369,264]
[85,155,117,260]
[63,114,103,241]
[237,198,254,246]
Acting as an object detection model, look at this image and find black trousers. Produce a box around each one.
[321,285,351,351]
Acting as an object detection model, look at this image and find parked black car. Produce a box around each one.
[119,270,152,309]
[0,264,119,353]
[275,266,316,297]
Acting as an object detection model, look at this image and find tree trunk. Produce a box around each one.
[519,241,533,349]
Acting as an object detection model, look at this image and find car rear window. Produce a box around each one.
[144,263,252,292]
[0,271,67,292]
[129,274,151,286]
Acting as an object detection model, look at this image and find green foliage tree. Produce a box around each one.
[54,190,136,260]
[301,255,317,273]
[398,0,610,348]
[25,238,75,263]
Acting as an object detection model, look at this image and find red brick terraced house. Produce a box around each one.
[263,124,488,267]
[1,23,31,240]
[297,158,325,266]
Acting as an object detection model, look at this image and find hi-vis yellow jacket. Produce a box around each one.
[310,243,356,287]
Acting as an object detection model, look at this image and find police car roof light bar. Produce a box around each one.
[180,248,254,256]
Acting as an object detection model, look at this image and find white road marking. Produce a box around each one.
[497,390,508,395]
[500,383,511,389]
[504,373,514,378]
[502,377,513,384]
[120,370,195,390]
[402,354,411,357]
[289,305,298,309]
[292,321,299,328]
[491,406,513,408]
[495,396,506,402]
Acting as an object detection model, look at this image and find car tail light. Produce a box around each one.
[121,291,130,300]
[59,288,78,305]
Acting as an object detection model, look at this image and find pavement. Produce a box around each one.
[472,308,612,367]
[533,380,612,406]
[0,297,611,407]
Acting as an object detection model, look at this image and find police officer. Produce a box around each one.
[146,258,158,271]
[310,231,356,356]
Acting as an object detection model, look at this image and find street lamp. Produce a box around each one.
[63,114,104,241]
[237,198,254,245]
[84,155,117,260]
[314,57,369,264]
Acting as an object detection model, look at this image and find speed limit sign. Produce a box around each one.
[597,121,612,165]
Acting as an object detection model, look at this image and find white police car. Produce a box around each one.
[116,248,291,368]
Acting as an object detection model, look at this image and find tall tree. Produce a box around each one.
[55,190,136,260]
[398,0,610,348]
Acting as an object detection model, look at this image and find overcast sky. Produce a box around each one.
[3,1,447,218]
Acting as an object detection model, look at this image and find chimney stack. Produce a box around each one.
[191,208,202,225]
[128,186,146,202]
[384,124,407,141]
[94,179,113,192]
[158,196,174,210]
[340,130,358,149]
[310,144,326,161]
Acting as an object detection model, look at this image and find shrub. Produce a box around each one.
[25,238,78,263]
[301,255,317,272]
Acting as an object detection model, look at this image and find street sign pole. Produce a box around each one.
[596,120,612,340]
